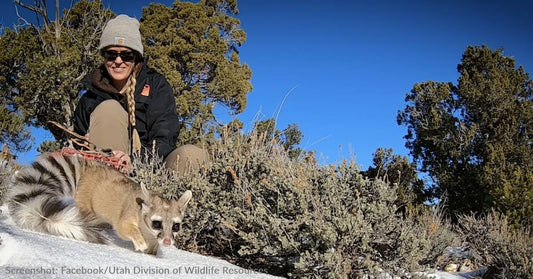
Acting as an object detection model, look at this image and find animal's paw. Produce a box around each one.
[132,238,148,252]
[145,243,158,255]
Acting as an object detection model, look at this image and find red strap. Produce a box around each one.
[53,148,129,174]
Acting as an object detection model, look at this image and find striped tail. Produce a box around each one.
[7,153,109,243]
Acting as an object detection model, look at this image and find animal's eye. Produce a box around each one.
[172,223,181,232]
[152,220,162,230]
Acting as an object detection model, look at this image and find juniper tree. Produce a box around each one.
[0,27,36,152]
[397,45,533,228]
[362,147,427,207]
[0,0,113,150]
[140,0,252,145]
[254,119,304,160]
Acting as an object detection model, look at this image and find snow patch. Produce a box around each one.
[0,207,281,279]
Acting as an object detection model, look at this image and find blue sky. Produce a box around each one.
[1,0,532,168]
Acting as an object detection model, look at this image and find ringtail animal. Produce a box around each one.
[7,153,192,255]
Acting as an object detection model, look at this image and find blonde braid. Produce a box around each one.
[120,63,143,154]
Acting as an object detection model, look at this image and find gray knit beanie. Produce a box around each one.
[99,15,143,56]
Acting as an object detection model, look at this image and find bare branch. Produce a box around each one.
[14,0,40,14]
[14,5,32,30]
[41,0,49,25]
[55,0,60,38]
[14,0,50,27]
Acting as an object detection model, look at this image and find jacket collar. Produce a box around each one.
[91,66,121,94]
[83,57,150,98]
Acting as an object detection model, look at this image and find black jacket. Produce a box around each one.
[73,63,179,160]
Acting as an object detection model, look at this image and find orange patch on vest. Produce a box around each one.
[141,84,150,96]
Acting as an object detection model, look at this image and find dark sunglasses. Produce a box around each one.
[102,50,137,62]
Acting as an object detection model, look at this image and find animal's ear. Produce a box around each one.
[136,197,150,214]
[177,190,192,209]
[140,182,150,200]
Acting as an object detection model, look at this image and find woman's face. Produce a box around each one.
[102,46,136,90]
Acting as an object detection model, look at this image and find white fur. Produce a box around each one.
[43,205,87,241]
[10,196,88,241]
[11,195,52,230]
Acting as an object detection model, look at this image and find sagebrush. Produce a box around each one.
[457,211,533,279]
[0,157,15,207]
[134,131,458,278]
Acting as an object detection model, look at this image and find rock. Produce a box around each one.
[444,263,458,272]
